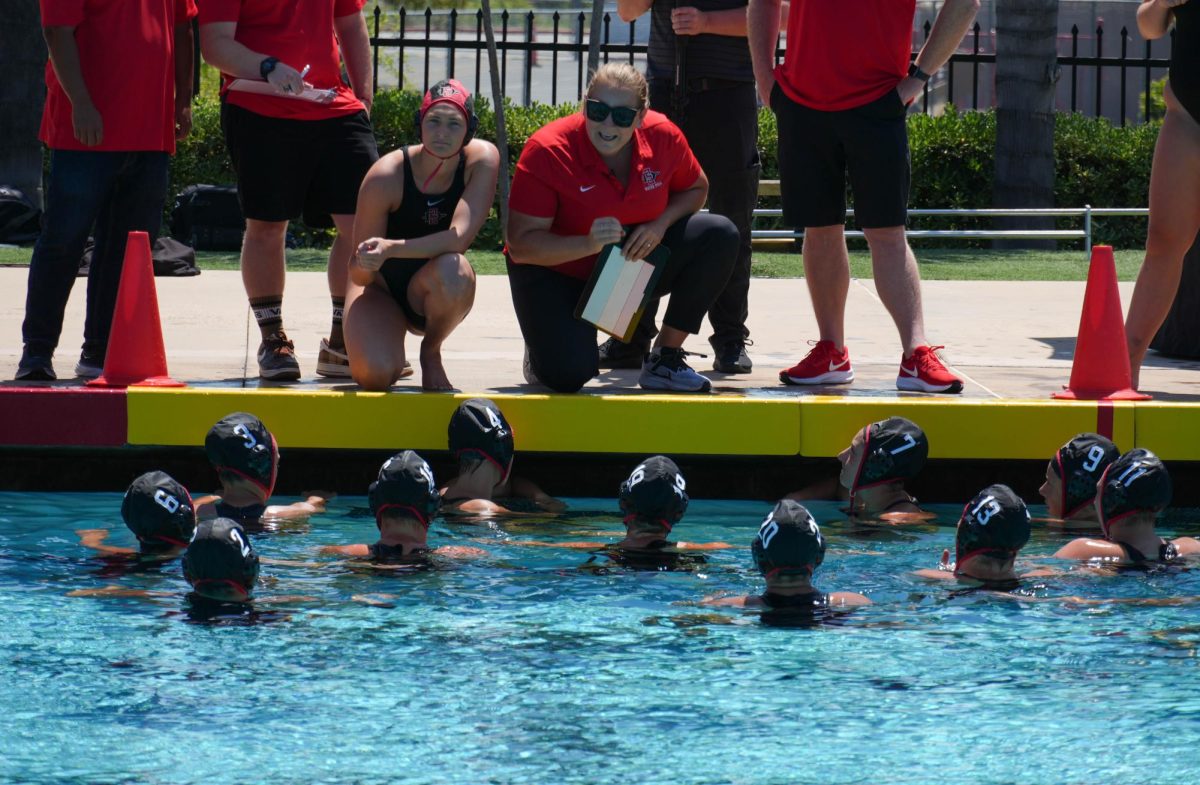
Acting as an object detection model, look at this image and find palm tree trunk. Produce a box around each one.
[0,0,47,208]
[480,0,509,239]
[993,0,1059,249]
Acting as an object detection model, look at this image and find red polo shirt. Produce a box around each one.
[199,0,366,120]
[776,0,916,111]
[39,0,198,152]
[508,110,703,280]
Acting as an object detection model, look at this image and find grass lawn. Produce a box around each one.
[0,245,1145,281]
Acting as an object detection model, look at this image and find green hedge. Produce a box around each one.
[171,92,1158,249]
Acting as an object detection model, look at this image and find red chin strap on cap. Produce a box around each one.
[848,426,871,511]
[151,535,190,549]
[375,503,431,530]
[420,141,464,191]
[216,465,272,500]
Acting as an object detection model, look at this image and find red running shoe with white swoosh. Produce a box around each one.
[779,340,854,385]
[897,345,963,394]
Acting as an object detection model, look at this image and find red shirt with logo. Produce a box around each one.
[39,0,198,152]
[198,0,367,120]
[775,0,916,111]
[508,110,704,280]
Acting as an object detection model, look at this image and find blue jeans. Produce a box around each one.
[21,149,169,361]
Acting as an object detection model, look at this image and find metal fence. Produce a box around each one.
[365,7,1174,126]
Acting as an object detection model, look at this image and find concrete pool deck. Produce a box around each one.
[2,266,1200,498]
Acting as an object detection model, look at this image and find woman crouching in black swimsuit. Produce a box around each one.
[346,79,500,391]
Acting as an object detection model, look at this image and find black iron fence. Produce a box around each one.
[362,7,1173,126]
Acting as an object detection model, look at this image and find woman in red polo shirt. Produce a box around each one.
[505,63,738,393]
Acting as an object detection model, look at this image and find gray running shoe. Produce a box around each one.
[74,352,104,379]
[257,330,301,381]
[639,346,712,393]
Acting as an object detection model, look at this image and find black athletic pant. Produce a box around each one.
[624,80,759,350]
[508,212,738,393]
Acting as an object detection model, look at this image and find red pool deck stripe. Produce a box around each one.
[0,387,128,447]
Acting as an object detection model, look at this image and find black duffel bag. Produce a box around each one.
[79,236,200,277]
[0,185,42,246]
[170,184,244,251]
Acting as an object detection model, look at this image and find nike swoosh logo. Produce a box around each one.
[427,198,444,206]
[900,365,919,377]
[579,185,596,192]
[828,359,850,372]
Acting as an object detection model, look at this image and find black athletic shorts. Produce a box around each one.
[220,103,379,228]
[771,83,910,229]
[379,258,430,331]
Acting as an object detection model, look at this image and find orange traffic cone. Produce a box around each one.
[1053,245,1149,401]
[88,231,185,388]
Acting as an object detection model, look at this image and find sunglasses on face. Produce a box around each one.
[585,98,639,128]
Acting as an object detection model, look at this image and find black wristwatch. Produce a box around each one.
[908,63,931,83]
[260,57,280,80]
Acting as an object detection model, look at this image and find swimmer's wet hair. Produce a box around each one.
[585,63,648,110]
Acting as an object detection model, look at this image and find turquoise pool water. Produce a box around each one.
[2,491,1199,785]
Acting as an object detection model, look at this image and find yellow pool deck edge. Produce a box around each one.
[123,388,1200,462]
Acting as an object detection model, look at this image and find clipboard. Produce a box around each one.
[574,242,670,343]
[226,78,337,104]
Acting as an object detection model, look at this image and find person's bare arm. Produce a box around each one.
[507,210,624,267]
[747,0,783,105]
[616,0,654,23]
[1052,538,1125,562]
[700,594,759,607]
[901,0,980,104]
[68,586,172,599]
[509,476,567,512]
[675,540,732,551]
[1138,0,1188,41]
[355,141,501,275]
[671,6,749,37]
[435,545,489,559]
[518,539,607,550]
[318,543,371,557]
[75,529,136,556]
[334,11,373,113]
[829,591,872,607]
[264,494,329,521]
[199,21,306,94]
[43,26,102,146]
[446,498,511,516]
[173,20,194,139]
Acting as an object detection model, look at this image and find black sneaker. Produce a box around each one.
[639,346,712,393]
[713,340,753,374]
[257,330,301,381]
[15,351,56,381]
[598,336,649,369]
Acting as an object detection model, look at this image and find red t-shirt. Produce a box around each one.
[775,0,915,112]
[39,0,198,152]
[198,0,366,120]
[508,110,704,280]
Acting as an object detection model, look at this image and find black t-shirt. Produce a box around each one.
[646,0,754,83]
[1171,3,1200,117]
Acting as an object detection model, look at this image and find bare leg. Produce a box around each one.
[862,225,928,355]
[1125,86,1200,389]
[328,214,354,302]
[654,325,688,349]
[241,219,288,300]
[801,225,850,348]
[409,252,476,391]
[344,282,409,391]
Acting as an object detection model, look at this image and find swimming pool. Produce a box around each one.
[2,492,1199,785]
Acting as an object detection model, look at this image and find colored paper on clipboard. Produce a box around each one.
[574,243,669,343]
